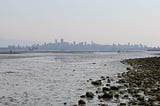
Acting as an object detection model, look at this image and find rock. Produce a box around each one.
[106,84,110,86]
[96,87,101,93]
[78,99,86,105]
[64,102,67,105]
[110,86,119,91]
[80,95,85,98]
[92,63,96,64]
[86,92,94,98]
[107,79,111,83]
[106,76,109,79]
[119,103,126,106]
[117,73,122,78]
[117,79,126,83]
[114,94,119,99]
[149,96,157,101]
[156,93,160,101]
[126,67,131,70]
[102,92,113,99]
[101,76,106,80]
[137,95,144,101]
[100,104,108,106]
[123,95,129,99]
[102,87,110,92]
[91,80,102,86]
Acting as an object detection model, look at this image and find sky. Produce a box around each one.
[0,0,160,47]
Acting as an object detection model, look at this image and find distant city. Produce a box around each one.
[0,38,160,51]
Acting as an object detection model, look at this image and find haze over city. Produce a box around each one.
[0,0,160,47]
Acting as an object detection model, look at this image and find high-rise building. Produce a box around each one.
[60,38,64,44]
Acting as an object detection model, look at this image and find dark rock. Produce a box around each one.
[149,96,157,101]
[119,103,126,106]
[107,79,111,83]
[106,84,110,86]
[137,95,144,101]
[80,95,85,98]
[91,80,102,86]
[102,92,113,99]
[102,87,110,92]
[86,92,94,98]
[78,99,86,105]
[114,94,119,99]
[110,86,119,91]
[123,95,129,99]
[101,76,106,80]
[100,104,108,106]
[126,67,131,70]
[106,76,109,79]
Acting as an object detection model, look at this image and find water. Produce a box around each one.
[0,51,158,106]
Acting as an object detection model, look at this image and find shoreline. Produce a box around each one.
[0,50,148,54]
[74,56,160,106]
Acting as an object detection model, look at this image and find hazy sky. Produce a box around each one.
[0,0,160,47]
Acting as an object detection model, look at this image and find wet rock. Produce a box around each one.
[110,86,119,91]
[86,92,94,98]
[156,93,160,101]
[114,94,119,99]
[122,95,129,99]
[100,76,106,80]
[102,87,110,92]
[119,103,126,106]
[117,79,126,83]
[102,92,113,99]
[100,104,108,106]
[107,79,111,83]
[78,99,86,105]
[91,80,102,86]
[137,95,144,101]
[106,76,109,79]
[80,95,85,98]
[149,96,157,101]
[117,73,122,78]
[106,84,110,86]
[119,90,127,94]
[126,67,131,70]
[96,87,102,94]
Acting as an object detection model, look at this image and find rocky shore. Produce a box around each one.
[73,56,160,106]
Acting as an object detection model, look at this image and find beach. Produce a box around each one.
[0,51,159,106]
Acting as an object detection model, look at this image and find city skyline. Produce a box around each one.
[1,38,157,51]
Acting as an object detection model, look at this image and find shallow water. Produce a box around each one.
[0,51,158,106]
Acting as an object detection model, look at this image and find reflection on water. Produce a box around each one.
[0,51,158,106]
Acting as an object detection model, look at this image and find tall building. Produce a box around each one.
[60,38,64,44]
[55,39,58,44]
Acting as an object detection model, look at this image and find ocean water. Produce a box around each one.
[0,51,157,106]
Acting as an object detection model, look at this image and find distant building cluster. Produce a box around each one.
[2,38,159,51]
